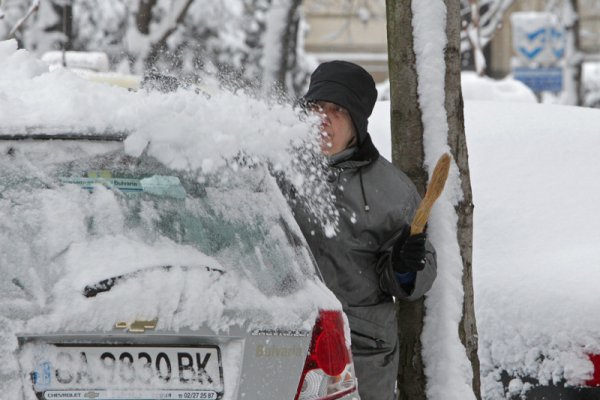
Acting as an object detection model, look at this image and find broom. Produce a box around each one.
[410,153,452,235]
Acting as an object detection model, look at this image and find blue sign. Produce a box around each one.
[513,67,563,93]
[511,12,566,67]
[550,28,565,59]
[517,28,546,61]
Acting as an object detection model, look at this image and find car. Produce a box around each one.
[0,40,360,400]
[0,128,359,400]
[41,50,141,91]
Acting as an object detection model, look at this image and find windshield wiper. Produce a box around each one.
[83,265,224,298]
[0,127,129,141]
[0,133,127,141]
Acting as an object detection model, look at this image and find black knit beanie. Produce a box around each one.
[303,60,378,145]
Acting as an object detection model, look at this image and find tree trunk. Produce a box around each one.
[144,0,195,70]
[387,1,427,399]
[43,1,71,50]
[261,0,303,95]
[136,0,157,35]
[387,0,480,398]
[571,0,583,106]
[445,0,480,398]
[61,2,73,51]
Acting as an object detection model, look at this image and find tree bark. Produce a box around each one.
[387,0,427,195]
[144,0,195,70]
[387,1,427,399]
[445,0,480,398]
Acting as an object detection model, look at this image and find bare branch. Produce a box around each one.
[144,0,195,69]
[155,0,194,44]
[7,0,39,38]
[466,0,486,75]
[136,0,158,35]
[460,0,516,52]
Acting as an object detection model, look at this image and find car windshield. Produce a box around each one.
[0,139,317,299]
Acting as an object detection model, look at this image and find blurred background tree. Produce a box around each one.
[0,0,312,96]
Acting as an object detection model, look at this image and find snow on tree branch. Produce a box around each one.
[5,0,38,39]
[461,0,515,53]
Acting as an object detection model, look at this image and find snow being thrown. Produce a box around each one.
[0,39,339,233]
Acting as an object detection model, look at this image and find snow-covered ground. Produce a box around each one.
[461,71,538,104]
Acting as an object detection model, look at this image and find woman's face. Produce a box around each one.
[310,101,356,156]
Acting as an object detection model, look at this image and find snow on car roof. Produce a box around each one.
[0,39,312,172]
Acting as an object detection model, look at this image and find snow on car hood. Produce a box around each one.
[18,235,338,335]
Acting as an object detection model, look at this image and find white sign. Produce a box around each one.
[511,12,566,67]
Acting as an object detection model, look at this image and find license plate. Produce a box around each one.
[28,345,223,400]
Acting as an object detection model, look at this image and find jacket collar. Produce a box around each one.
[329,133,380,169]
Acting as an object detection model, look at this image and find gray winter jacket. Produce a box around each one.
[289,134,437,400]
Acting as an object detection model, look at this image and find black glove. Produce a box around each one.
[391,226,427,274]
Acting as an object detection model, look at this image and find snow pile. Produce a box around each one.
[461,71,538,103]
[41,50,110,72]
[583,62,600,108]
[376,72,536,105]
[0,39,48,80]
[466,101,600,399]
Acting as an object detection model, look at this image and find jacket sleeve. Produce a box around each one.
[376,236,437,301]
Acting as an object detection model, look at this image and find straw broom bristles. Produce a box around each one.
[410,153,452,235]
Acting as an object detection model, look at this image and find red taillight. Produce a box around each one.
[294,310,358,400]
[586,354,600,387]
[314,311,350,376]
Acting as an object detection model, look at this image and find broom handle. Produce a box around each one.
[410,153,451,235]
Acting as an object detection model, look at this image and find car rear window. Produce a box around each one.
[0,140,317,297]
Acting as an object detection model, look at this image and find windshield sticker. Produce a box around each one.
[87,170,112,179]
[60,177,143,193]
[140,175,187,199]
[60,175,186,199]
